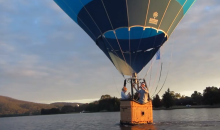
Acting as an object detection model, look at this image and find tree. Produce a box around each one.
[170,91,175,97]
[218,88,220,104]
[41,108,60,115]
[152,94,162,108]
[162,88,174,108]
[181,95,185,99]
[191,91,203,105]
[100,95,111,100]
[178,96,193,105]
[203,86,219,105]
[174,93,181,99]
[61,105,75,113]
[85,96,120,112]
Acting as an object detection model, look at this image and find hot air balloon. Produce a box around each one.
[54,0,196,125]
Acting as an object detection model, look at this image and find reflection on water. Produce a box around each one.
[119,121,220,130]
[120,124,156,130]
[0,108,220,130]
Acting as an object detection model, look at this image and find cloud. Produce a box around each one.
[0,0,220,103]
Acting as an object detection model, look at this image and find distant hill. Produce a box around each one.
[0,95,82,116]
[51,102,83,109]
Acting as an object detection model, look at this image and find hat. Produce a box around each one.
[123,87,127,91]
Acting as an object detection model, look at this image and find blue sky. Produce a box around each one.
[0,0,220,103]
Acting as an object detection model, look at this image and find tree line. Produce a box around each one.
[41,86,220,115]
[153,86,220,108]
[41,104,88,115]
[41,95,120,115]
[85,96,120,112]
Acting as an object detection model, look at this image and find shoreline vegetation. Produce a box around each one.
[1,105,220,118]
[0,86,220,117]
[153,105,220,110]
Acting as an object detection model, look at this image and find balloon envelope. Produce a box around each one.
[54,0,196,76]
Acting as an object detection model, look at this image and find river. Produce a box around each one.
[0,108,220,130]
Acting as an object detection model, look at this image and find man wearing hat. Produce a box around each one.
[121,87,131,99]
[133,82,149,104]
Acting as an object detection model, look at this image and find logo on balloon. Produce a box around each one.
[149,12,158,25]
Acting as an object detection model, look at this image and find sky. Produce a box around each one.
[0,0,220,104]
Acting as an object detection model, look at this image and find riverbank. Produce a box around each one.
[2,105,220,118]
[79,105,220,113]
[153,105,220,110]
[1,109,220,130]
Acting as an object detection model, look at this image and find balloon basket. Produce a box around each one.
[120,100,153,125]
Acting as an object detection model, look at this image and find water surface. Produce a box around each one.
[1,108,220,130]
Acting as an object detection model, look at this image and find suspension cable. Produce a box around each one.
[132,0,151,67]
[151,45,165,97]
[110,68,120,96]
[143,35,166,79]
[102,38,125,78]
[148,59,153,88]
[155,62,170,96]
[149,60,162,94]
[151,62,163,98]
[142,36,166,96]
[155,41,174,96]
[132,29,153,68]
[125,0,131,67]
[62,0,96,40]
[75,0,125,77]
[101,0,129,69]
[62,0,125,76]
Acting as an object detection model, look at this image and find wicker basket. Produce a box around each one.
[120,100,153,125]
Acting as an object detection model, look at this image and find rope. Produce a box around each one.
[151,62,163,98]
[166,0,187,34]
[101,0,128,66]
[125,0,132,67]
[62,0,96,40]
[132,0,151,67]
[143,55,155,79]
[63,0,124,76]
[155,62,170,95]
[132,29,153,68]
[142,36,166,96]
[110,68,120,96]
[133,0,151,73]
[76,0,126,77]
[155,40,174,96]
[148,59,153,87]
[143,36,166,79]
[129,30,131,68]
[148,55,159,94]
[134,29,159,81]
[144,0,151,26]
[149,60,162,94]
[102,37,125,78]
[151,45,165,97]
[148,0,172,92]
[152,61,162,88]
[140,0,171,77]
